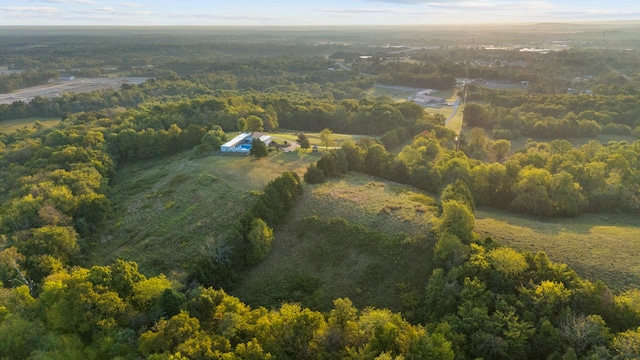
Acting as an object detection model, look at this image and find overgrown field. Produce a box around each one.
[475,208,640,291]
[0,117,59,133]
[89,149,319,277]
[233,173,439,312]
[235,171,640,313]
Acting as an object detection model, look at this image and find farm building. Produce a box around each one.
[409,89,445,105]
[220,132,272,153]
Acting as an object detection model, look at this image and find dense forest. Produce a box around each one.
[2,26,640,358]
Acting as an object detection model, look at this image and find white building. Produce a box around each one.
[220,132,272,153]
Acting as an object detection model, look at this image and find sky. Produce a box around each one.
[0,0,639,26]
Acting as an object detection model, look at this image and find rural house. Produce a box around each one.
[220,132,272,153]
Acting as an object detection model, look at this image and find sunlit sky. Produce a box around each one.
[1,0,639,26]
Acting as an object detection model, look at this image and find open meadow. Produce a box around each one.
[89,148,320,277]
[475,208,640,291]
[0,117,60,133]
[233,172,439,312]
[270,130,371,148]
[233,170,640,312]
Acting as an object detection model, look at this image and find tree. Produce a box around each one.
[319,128,335,150]
[464,103,491,128]
[246,115,264,132]
[250,138,268,158]
[237,118,247,132]
[304,164,326,184]
[436,200,475,244]
[441,179,475,212]
[297,133,311,149]
[246,218,274,266]
[511,167,553,216]
[201,126,228,150]
[490,139,511,162]
[466,127,490,160]
[486,247,528,278]
[433,232,469,269]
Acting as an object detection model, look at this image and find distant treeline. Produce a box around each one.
[464,89,640,139]
[0,70,57,93]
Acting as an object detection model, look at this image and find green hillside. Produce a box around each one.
[234,171,640,313]
[88,149,319,277]
[475,209,640,291]
[233,173,439,313]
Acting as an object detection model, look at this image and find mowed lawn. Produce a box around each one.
[270,131,372,148]
[475,208,640,291]
[199,149,321,191]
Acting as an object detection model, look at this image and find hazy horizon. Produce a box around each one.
[1,0,639,26]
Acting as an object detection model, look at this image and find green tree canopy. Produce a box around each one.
[250,138,268,158]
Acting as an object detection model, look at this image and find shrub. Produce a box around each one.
[304,164,326,184]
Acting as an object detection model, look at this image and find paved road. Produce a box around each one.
[0,77,149,105]
[334,62,352,71]
[444,98,461,126]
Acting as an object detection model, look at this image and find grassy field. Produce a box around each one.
[509,134,638,152]
[475,208,640,291]
[0,117,59,133]
[234,171,640,314]
[446,104,464,135]
[89,148,320,278]
[233,173,439,313]
[270,130,372,148]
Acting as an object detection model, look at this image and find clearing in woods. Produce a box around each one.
[475,208,640,291]
[0,117,60,133]
[89,148,319,277]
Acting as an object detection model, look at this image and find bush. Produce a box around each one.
[304,164,326,184]
[602,123,632,135]
[246,218,274,266]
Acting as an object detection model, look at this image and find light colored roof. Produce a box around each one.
[221,132,251,148]
[259,135,271,143]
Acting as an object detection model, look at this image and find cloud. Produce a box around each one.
[425,1,556,10]
[366,0,465,3]
[119,2,143,8]
[365,0,556,10]
[320,7,432,15]
[0,6,61,14]
[546,9,640,19]
[71,7,159,16]
[41,0,98,4]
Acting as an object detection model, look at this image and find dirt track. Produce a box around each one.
[0,77,149,105]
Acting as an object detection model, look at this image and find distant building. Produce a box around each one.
[410,89,445,105]
[60,75,75,81]
[220,132,272,154]
[521,81,529,86]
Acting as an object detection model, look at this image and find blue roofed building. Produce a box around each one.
[220,132,272,154]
